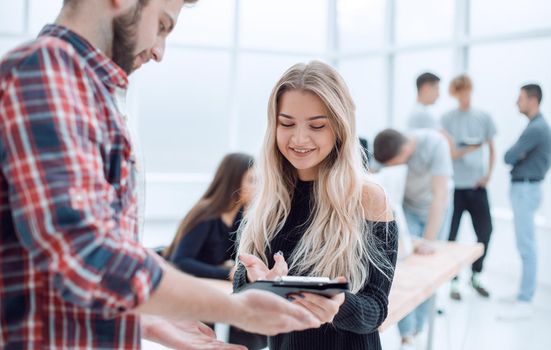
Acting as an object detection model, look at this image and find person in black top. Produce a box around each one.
[234,61,398,350]
[165,152,267,349]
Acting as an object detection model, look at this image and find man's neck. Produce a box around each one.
[526,109,540,120]
[417,97,431,106]
[55,5,113,57]
[458,103,470,112]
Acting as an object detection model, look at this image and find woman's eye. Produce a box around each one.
[311,125,325,130]
[280,122,294,127]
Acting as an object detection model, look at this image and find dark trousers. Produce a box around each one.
[448,188,493,273]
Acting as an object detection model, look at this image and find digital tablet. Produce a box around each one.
[459,138,483,147]
[235,276,349,298]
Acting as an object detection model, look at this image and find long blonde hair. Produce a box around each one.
[237,61,393,293]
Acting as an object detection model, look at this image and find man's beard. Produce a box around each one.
[112,4,142,75]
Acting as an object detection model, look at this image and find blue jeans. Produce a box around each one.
[510,182,542,302]
[397,201,453,337]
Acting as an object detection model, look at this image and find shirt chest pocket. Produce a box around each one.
[104,130,138,212]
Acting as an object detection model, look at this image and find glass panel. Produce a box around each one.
[395,0,454,45]
[239,0,327,52]
[234,54,323,154]
[143,181,209,248]
[471,0,551,37]
[0,0,25,35]
[469,38,551,220]
[169,0,234,47]
[339,57,388,142]
[28,0,62,36]
[338,0,386,52]
[132,49,232,173]
[0,38,23,57]
[393,49,455,129]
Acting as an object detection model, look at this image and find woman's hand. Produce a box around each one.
[289,277,347,324]
[238,251,288,282]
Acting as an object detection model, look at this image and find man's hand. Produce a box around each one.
[141,315,246,350]
[414,240,436,255]
[475,174,490,188]
[230,289,321,335]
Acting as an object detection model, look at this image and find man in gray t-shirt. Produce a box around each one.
[374,128,453,344]
[407,72,441,130]
[440,74,496,300]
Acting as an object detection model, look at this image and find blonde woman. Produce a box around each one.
[234,61,398,350]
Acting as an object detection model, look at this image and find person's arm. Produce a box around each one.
[476,139,495,188]
[504,126,540,165]
[422,175,449,241]
[331,221,398,333]
[439,129,480,160]
[170,222,231,280]
[134,262,320,335]
[0,45,163,318]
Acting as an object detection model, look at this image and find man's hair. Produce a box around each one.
[63,0,153,7]
[521,84,543,104]
[62,0,198,7]
[449,74,472,96]
[416,72,440,92]
[373,128,408,163]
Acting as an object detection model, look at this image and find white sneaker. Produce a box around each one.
[497,301,533,321]
[400,342,416,350]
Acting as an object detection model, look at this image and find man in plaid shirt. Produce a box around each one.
[0,0,320,349]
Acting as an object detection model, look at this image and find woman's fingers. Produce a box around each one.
[238,253,267,269]
[291,296,333,323]
[267,252,288,279]
[238,254,269,282]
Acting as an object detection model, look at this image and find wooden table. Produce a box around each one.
[200,241,483,349]
[381,241,483,350]
[381,241,483,331]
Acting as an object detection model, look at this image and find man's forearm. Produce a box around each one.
[133,263,236,324]
[487,141,496,177]
[423,194,448,240]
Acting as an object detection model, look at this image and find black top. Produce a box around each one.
[233,181,398,350]
[504,114,551,181]
[169,209,242,280]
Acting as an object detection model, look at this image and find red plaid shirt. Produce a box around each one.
[0,25,163,349]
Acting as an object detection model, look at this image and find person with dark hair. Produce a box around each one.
[407,72,441,129]
[374,128,453,349]
[166,153,255,278]
[442,74,497,300]
[499,84,551,320]
[0,1,320,349]
[166,153,267,350]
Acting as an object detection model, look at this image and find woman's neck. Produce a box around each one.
[221,205,240,227]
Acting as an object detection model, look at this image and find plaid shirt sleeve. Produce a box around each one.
[0,42,163,318]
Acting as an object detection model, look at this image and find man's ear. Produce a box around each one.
[110,0,137,15]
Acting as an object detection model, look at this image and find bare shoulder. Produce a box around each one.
[361,182,394,222]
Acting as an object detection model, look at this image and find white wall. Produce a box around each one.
[1,0,550,249]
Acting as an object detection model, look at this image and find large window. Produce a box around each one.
[469,38,551,218]
[1,0,550,243]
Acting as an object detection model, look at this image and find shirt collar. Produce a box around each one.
[39,24,129,89]
[530,112,543,122]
